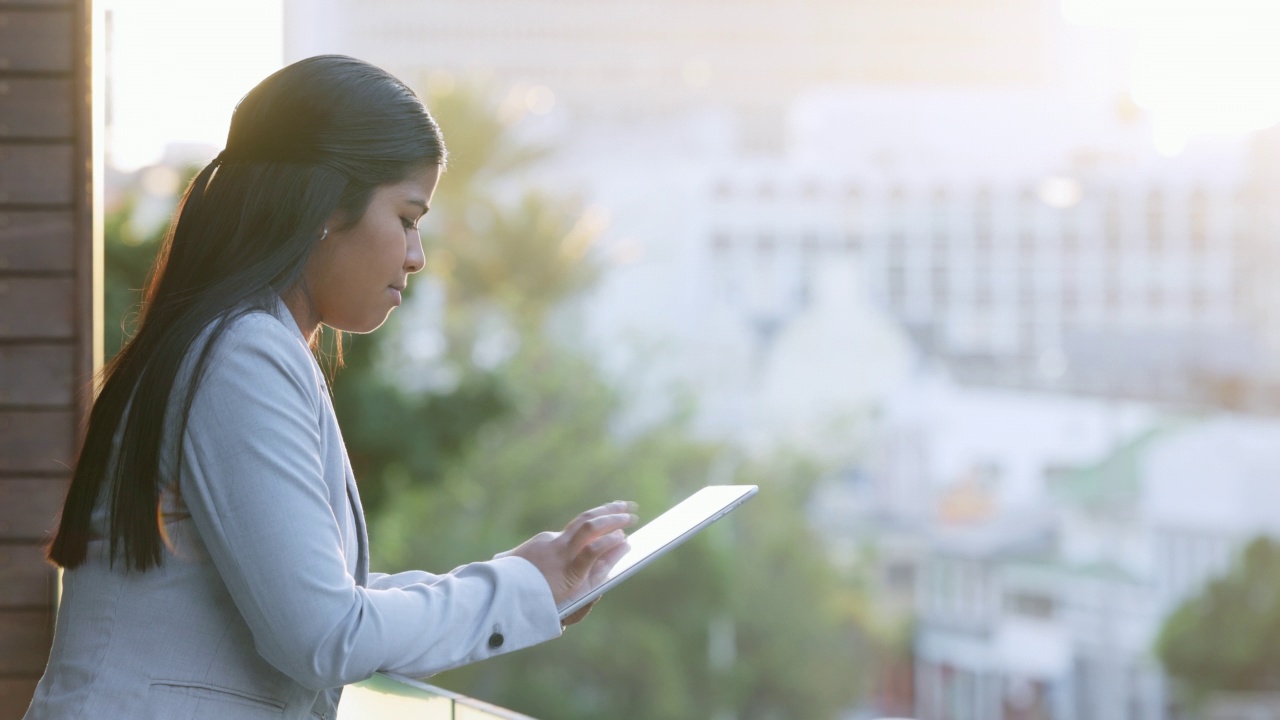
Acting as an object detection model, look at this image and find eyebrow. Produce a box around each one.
[406,198,430,212]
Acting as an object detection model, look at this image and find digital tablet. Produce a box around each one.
[557,484,759,620]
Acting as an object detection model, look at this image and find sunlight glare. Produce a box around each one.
[1062,0,1280,152]
[105,0,283,171]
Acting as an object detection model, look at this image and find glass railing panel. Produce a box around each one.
[337,673,455,720]
[337,672,539,720]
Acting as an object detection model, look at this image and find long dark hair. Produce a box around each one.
[49,55,446,571]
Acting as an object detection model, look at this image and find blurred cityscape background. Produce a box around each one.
[100,0,1280,718]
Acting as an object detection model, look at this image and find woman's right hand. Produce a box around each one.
[503,500,638,608]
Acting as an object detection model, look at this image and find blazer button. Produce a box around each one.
[488,632,505,649]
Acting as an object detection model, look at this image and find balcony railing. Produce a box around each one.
[338,673,538,720]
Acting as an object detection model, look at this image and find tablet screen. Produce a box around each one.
[557,484,758,619]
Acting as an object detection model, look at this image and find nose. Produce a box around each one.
[405,228,426,274]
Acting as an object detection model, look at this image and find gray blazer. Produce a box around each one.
[25,300,561,720]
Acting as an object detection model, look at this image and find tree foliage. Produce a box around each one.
[103,189,178,358]
[360,84,872,719]
[369,333,870,719]
[1157,536,1280,698]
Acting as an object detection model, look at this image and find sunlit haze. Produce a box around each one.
[1062,0,1280,154]
[103,0,1280,168]
[105,0,283,170]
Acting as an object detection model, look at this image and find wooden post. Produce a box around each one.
[0,0,97,716]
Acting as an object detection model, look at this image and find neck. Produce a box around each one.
[282,285,321,343]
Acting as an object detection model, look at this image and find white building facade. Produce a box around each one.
[909,416,1280,720]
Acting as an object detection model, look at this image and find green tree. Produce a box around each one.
[103,184,184,359]
[1157,536,1280,699]
[361,85,874,719]
[369,334,871,720]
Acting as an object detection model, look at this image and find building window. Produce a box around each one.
[1062,226,1078,257]
[975,278,993,308]
[886,562,916,593]
[1006,592,1055,619]
[933,267,950,305]
[1147,189,1164,253]
[975,228,993,253]
[933,231,949,253]
[1063,285,1079,316]
[889,267,907,308]
[1190,188,1210,252]
[1105,193,1123,253]
[1019,232,1036,253]
[1191,288,1208,317]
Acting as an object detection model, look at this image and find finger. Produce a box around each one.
[561,598,599,627]
[567,512,636,555]
[567,527,629,584]
[586,529,627,557]
[586,539,630,585]
[562,500,638,534]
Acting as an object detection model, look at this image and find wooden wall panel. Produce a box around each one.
[0,347,75,405]
[0,411,75,473]
[0,79,73,139]
[0,546,55,607]
[0,682,38,718]
[0,146,75,205]
[0,1,92,715]
[0,10,73,72]
[0,212,76,272]
[0,481,64,539]
[0,613,52,674]
[0,279,76,338]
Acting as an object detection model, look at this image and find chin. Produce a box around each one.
[331,311,394,335]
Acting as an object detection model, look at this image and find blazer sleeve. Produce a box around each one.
[366,570,442,589]
[176,314,562,689]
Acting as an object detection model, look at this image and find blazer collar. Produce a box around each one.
[267,293,310,346]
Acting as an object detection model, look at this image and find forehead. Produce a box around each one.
[381,165,441,201]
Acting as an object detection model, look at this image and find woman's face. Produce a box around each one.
[293,164,441,336]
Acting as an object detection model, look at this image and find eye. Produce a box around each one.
[401,218,418,231]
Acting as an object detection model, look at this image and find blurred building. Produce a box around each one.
[910,416,1280,720]
[1243,125,1280,382]
[281,0,1280,426]
[702,89,1261,405]
[285,0,1065,141]
[276,0,1280,442]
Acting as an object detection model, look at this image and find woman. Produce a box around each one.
[25,55,634,720]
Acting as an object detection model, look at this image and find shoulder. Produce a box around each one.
[190,305,324,403]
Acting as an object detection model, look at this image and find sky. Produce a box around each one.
[104,0,284,170]
[1062,0,1280,155]
[103,0,1280,170]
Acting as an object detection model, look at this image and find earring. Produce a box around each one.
[319,227,329,241]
